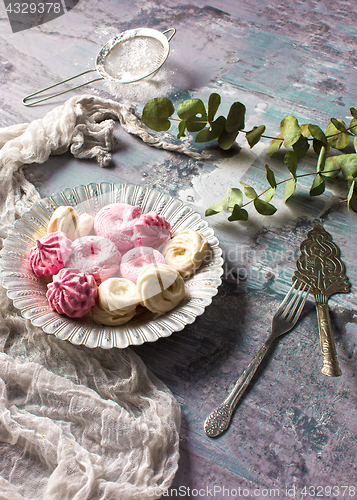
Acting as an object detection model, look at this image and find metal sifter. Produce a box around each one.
[23,27,176,106]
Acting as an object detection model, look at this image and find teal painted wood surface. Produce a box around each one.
[1,0,357,496]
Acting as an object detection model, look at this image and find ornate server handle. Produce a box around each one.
[204,341,271,438]
[316,302,342,377]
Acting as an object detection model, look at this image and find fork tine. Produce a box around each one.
[287,284,310,323]
[282,282,304,320]
[284,283,310,323]
[275,282,298,316]
[276,281,305,317]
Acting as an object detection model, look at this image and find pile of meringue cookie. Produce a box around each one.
[28,203,209,326]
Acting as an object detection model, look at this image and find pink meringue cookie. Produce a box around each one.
[94,203,141,252]
[132,211,171,250]
[120,246,165,283]
[47,268,98,318]
[29,231,72,277]
[65,235,121,285]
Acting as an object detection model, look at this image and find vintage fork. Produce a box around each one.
[204,281,311,438]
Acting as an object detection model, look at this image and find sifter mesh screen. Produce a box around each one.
[103,36,166,81]
[22,28,175,106]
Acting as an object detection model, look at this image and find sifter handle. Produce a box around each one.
[162,28,176,42]
[22,69,103,107]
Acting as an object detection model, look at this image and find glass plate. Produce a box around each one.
[0,182,223,349]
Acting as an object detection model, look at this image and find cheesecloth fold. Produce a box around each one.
[0,95,183,500]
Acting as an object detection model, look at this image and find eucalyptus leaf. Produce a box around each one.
[254,198,277,216]
[316,144,327,172]
[265,187,276,203]
[330,118,347,132]
[222,187,230,210]
[241,182,257,199]
[324,154,357,180]
[218,128,239,150]
[284,151,298,177]
[347,179,356,209]
[195,116,225,143]
[348,188,357,213]
[246,125,266,148]
[354,136,357,152]
[177,99,207,132]
[225,102,246,133]
[142,97,174,132]
[205,199,225,216]
[280,115,301,148]
[177,119,187,139]
[339,154,357,179]
[267,132,284,156]
[323,156,342,178]
[284,178,296,203]
[194,127,216,143]
[228,205,249,221]
[300,124,311,138]
[350,108,357,119]
[228,188,243,209]
[349,118,357,136]
[309,124,327,144]
[208,93,221,125]
[313,138,330,155]
[293,135,309,158]
[310,174,325,196]
[326,119,350,150]
[265,164,276,188]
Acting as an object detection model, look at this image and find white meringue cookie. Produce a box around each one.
[91,304,136,326]
[136,263,186,315]
[91,277,141,326]
[47,206,94,241]
[162,229,209,278]
[98,277,141,312]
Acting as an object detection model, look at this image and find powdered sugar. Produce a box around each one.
[105,66,174,104]
[104,36,165,81]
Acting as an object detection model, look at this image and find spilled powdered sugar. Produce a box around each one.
[105,66,175,104]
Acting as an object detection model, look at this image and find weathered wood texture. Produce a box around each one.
[1,0,356,496]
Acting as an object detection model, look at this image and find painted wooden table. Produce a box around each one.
[1,0,357,497]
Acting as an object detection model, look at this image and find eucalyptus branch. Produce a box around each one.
[241,170,335,209]
[205,166,343,221]
[141,94,357,220]
[251,125,356,143]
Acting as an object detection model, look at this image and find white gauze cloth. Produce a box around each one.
[0,95,182,500]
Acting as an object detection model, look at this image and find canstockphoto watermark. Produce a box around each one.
[3,0,80,33]
[147,485,283,497]
[148,485,357,498]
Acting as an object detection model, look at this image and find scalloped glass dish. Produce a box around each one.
[0,183,223,349]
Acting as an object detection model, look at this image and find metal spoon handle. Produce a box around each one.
[204,341,271,438]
